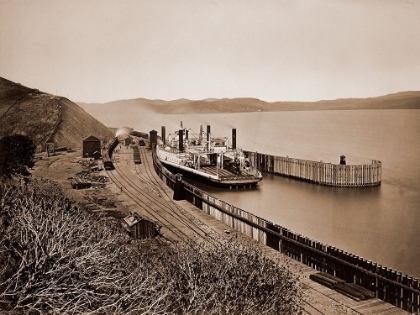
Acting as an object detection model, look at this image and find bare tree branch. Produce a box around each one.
[1,178,303,315]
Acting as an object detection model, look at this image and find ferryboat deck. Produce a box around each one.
[200,165,256,179]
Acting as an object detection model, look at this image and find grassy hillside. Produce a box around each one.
[0,77,114,151]
[0,78,33,117]
[78,91,420,120]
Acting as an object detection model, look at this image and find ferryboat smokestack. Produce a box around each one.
[232,128,236,150]
[207,125,211,152]
[179,129,184,152]
[185,130,188,139]
[149,130,157,149]
[199,125,203,142]
[161,126,166,145]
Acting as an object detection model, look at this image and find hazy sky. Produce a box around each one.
[1,0,419,103]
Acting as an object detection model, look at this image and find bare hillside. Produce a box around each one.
[0,77,114,151]
[78,91,420,120]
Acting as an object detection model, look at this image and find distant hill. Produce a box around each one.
[0,77,114,152]
[78,91,420,120]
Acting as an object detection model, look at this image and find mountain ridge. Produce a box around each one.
[77,91,420,121]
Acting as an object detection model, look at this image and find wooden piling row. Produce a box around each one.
[245,151,382,187]
[152,146,417,313]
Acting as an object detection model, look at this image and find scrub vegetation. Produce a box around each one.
[0,178,303,315]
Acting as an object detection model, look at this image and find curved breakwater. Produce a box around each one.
[244,151,382,187]
[151,146,418,313]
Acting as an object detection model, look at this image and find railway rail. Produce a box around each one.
[136,145,219,229]
[104,142,407,315]
[105,146,226,251]
[106,146,363,315]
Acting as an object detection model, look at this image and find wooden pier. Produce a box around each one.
[245,151,382,187]
[151,147,417,314]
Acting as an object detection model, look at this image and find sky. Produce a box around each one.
[1,0,419,103]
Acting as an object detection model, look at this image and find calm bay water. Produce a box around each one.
[133,109,420,278]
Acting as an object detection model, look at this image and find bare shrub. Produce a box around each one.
[158,239,303,315]
[0,178,303,315]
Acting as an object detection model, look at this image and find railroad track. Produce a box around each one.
[135,146,376,315]
[105,145,387,315]
[135,146,227,240]
[105,146,225,251]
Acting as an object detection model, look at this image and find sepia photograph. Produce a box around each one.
[1,0,419,314]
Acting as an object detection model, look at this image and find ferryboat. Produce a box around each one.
[156,123,262,187]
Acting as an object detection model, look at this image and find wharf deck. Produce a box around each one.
[108,146,408,315]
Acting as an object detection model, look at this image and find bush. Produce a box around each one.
[160,239,303,315]
[0,135,36,178]
[0,178,303,314]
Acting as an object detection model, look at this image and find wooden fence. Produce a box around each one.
[244,151,382,187]
[152,147,418,313]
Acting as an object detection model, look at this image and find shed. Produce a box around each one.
[122,214,159,239]
[124,137,132,146]
[83,136,101,158]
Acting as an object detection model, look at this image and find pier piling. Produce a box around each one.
[245,151,381,187]
[151,146,413,313]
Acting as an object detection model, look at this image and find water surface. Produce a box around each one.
[133,110,420,278]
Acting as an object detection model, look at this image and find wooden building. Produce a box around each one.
[83,136,101,158]
[124,137,132,146]
[122,214,158,239]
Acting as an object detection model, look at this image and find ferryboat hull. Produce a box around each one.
[156,123,262,188]
[160,160,261,188]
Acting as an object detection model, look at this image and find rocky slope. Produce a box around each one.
[0,77,114,152]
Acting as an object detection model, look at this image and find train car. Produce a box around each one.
[108,137,119,159]
[132,146,142,164]
[103,137,119,170]
[133,146,141,164]
[130,130,149,139]
[103,156,114,170]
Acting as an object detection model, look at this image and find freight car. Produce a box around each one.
[130,130,148,139]
[103,155,114,170]
[132,146,142,164]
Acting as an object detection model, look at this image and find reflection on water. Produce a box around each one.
[139,109,420,278]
